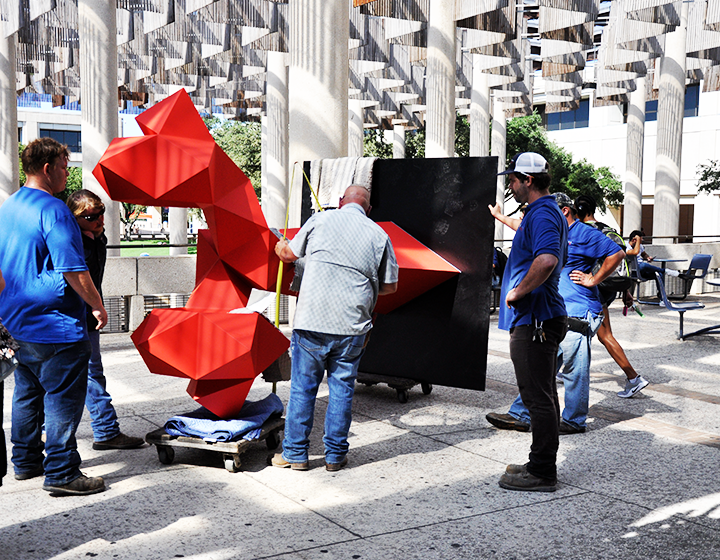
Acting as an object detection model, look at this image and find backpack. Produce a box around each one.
[587,221,635,300]
[492,246,508,287]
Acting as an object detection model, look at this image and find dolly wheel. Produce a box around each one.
[421,382,433,395]
[224,454,242,473]
[397,389,408,403]
[266,431,280,450]
[157,445,175,465]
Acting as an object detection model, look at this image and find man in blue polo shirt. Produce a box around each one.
[0,138,108,496]
[487,152,569,492]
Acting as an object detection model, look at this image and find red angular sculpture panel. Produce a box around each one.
[93,89,462,418]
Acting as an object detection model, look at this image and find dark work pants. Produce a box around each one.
[509,316,568,481]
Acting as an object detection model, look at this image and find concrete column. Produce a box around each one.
[348,98,364,157]
[169,207,187,255]
[0,32,18,204]
[624,77,646,236]
[652,1,688,244]
[491,96,507,242]
[393,124,406,159]
[470,58,490,157]
[79,0,121,255]
[425,0,456,158]
[288,0,349,226]
[265,51,289,229]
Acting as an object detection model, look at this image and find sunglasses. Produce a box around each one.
[80,210,105,222]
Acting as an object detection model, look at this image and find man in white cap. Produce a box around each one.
[487,152,569,492]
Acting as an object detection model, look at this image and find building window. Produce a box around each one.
[546,99,589,131]
[645,83,699,122]
[39,128,81,153]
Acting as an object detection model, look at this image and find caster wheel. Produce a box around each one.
[266,430,280,450]
[157,445,175,465]
[396,389,408,404]
[421,382,433,395]
[224,454,242,472]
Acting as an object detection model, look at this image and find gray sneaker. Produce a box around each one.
[617,375,649,398]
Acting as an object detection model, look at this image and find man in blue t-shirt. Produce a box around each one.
[0,138,108,497]
[487,153,569,493]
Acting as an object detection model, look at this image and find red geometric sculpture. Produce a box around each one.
[131,309,289,418]
[93,89,460,418]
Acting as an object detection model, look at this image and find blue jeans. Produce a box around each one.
[638,261,666,281]
[86,330,120,442]
[11,339,92,486]
[282,329,366,464]
[509,311,603,430]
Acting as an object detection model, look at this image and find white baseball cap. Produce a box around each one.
[498,152,549,176]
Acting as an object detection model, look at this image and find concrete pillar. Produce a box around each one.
[79,0,121,255]
[425,0,456,158]
[265,51,289,229]
[288,0,349,226]
[652,1,688,244]
[624,77,646,236]
[169,207,187,255]
[491,96,507,242]
[393,124,406,159]
[470,58,490,157]
[348,98,364,157]
[0,33,18,204]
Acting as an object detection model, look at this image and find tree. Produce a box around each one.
[363,129,392,158]
[696,160,720,194]
[210,121,262,199]
[120,202,147,239]
[505,112,623,211]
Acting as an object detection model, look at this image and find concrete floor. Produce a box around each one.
[3,294,720,560]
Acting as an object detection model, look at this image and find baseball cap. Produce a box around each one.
[552,192,576,211]
[498,152,550,176]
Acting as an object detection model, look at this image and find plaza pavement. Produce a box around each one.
[3,293,720,560]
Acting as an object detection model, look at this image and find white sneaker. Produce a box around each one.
[617,375,649,398]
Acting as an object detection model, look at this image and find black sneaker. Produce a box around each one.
[486,412,530,432]
[93,432,145,450]
[499,465,556,492]
[14,466,44,481]
[43,474,105,497]
[559,421,586,435]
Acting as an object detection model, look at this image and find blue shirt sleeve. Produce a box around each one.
[530,211,564,261]
[45,211,88,273]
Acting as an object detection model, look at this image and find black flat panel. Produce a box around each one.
[302,156,497,391]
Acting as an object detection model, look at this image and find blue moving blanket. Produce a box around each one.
[164,393,284,442]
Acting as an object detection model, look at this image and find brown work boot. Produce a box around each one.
[486,412,530,432]
[499,464,556,493]
[269,453,309,471]
[43,474,106,497]
[325,457,348,472]
[93,432,145,450]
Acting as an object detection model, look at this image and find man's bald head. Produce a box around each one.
[339,185,371,213]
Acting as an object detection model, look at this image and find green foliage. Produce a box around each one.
[696,160,720,194]
[455,115,470,157]
[19,143,26,187]
[211,121,262,199]
[363,129,393,159]
[505,112,623,211]
[405,127,425,158]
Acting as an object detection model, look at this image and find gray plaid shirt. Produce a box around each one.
[289,203,398,336]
